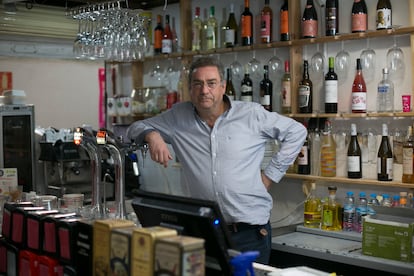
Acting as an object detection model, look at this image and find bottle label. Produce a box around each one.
[402,148,413,174]
[377,157,393,179]
[241,84,252,93]
[225,29,235,45]
[377,84,390,93]
[326,7,337,34]
[241,16,252,37]
[325,80,338,103]
[322,209,333,227]
[297,145,309,165]
[260,14,271,41]
[347,156,361,172]
[351,92,367,111]
[298,85,311,108]
[162,39,172,53]
[302,20,318,37]
[260,95,271,106]
[321,146,336,176]
[377,8,392,29]
[280,10,289,35]
[240,95,253,102]
[352,14,367,32]
[282,81,291,108]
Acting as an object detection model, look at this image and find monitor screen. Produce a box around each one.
[131,189,236,275]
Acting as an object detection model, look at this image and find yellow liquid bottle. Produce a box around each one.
[320,120,336,177]
[304,182,321,228]
[321,186,342,231]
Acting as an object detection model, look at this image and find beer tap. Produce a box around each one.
[74,127,104,218]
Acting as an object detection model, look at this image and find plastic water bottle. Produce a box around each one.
[342,191,355,232]
[392,195,401,207]
[354,192,367,233]
[367,193,380,218]
[381,194,392,207]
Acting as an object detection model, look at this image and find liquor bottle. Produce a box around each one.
[351,58,367,113]
[376,67,394,112]
[241,0,253,46]
[260,0,273,43]
[205,6,218,50]
[225,3,238,48]
[320,120,336,177]
[402,126,414,183]
[325,0,339,36]
[298,60,313,113]
[225,68,236,100]
[161,15,173,54]
[191,7,202,51]
[351,0,368,33]
[280,0,290,41]
[298,128,311,175]
[377,123,393,181]
[347,123,362,179]
[354,192,367,233]
[321,186,342,231]
[303,182,321,228]
[240,70,253,102]
[324,57,338,113]
[302,0,318,38]
[342,191,355,231]
[260,65,273,111]
[281,60,291,114]
[376,0,392,30]
[154,15,163,55]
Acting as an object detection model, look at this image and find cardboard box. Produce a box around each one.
[92,219,135,276]
[109,226,137,276]
[362,214,413,262]
[131,226,177,276]
[154,235,205,276]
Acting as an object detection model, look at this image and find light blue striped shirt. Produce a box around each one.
[126,98,307,225]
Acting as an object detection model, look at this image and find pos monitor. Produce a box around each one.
[131,189,236,275]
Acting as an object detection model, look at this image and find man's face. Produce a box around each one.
[190,66,225,111]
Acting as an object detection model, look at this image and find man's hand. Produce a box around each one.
[261,171,272,190]
[145,131,173,167]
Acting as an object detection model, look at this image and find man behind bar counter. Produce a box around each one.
[126,56,306,264]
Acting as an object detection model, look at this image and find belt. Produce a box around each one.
[227,222,265,233]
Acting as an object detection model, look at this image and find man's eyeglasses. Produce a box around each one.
[191,80,221,90]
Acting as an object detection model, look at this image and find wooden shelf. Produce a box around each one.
[285,173,414,189]
[286,112,414,119]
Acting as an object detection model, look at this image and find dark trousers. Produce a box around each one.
[228,221,272,264]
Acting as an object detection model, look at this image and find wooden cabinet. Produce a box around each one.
[106,0,414,190]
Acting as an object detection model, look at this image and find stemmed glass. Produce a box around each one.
[247,50,261,79]
[310,44,325,75]
[360,39,376,83]
[387,36,405,82]
[335,41,351,82]
[267,49,283,75]
[230,52,243,82]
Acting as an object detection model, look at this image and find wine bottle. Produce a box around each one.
[280,0,289,41]
[377,123,393,181]
[321,186,342,231]
[241,0,253,46]
[320,120,336,177]
[402,126,414,183]
[376,67,394,112]
[260,65,273,111]
[376,0,392,30]
[225,3,238,47]
[302,0,318,38]
[225,68,236,100]
[260,0,273,43]
[351,58,367,113]
[352,0,368,33]
[162,15,173,54]
[298,60,313,113]
[191,7,202,51]
[298,128,311,175]
[154,15,163,55]
[281,60,291,114]
[325,0,339,36]
[205,6,218,50]
[347,123,362,179]
[324,57,338,113]
[171,16,179,52]
[241,70,253,102]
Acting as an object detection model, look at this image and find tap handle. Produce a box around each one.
[140,144,149,168]
[128,153,140,176]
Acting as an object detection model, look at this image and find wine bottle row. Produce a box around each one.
[292,120,414,184]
